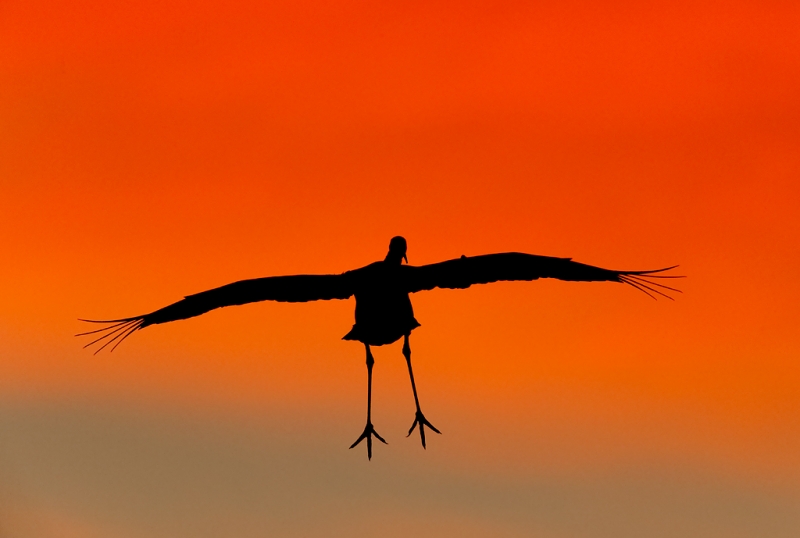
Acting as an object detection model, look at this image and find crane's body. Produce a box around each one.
[78,236,681,459]
[343,261,421,346]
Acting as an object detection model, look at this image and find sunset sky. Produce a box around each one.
[1,1,798,536]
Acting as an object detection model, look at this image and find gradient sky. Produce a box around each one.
[1,1,799,537]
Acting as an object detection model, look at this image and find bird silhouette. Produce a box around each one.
[77,236,681,459]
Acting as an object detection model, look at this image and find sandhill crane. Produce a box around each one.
[78,236,681,459]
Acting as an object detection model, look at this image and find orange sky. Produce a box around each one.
[1,1,799,536]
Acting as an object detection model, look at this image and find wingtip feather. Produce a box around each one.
[76,316,146,353]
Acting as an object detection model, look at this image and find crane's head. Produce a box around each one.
[385,236,408,264]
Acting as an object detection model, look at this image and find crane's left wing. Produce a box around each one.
[401,253,681,297]
[78,273,353,353]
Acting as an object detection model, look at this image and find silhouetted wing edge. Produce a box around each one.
[403,253,683,299]
[77,273,353,353]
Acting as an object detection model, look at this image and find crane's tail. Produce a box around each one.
[617,266,684,300]
[75,316,146,354]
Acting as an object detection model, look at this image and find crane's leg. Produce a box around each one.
[403,334,441,449]
[349,344,386,460]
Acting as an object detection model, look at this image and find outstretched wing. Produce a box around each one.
[77,273,353,353]
[402,253,682,298]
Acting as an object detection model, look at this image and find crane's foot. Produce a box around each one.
[349,422,387,460]
[407,410,441,449]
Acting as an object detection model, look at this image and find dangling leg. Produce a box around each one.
[403,334,441,449]
[349,344,386,459]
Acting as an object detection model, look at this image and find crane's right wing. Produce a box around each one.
[401,253,681,297]
[77,273,354,353]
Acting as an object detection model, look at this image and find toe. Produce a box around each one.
[407,420,418,436]
[426,421,442,435]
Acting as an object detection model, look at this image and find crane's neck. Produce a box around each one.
[384,251,405,265]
